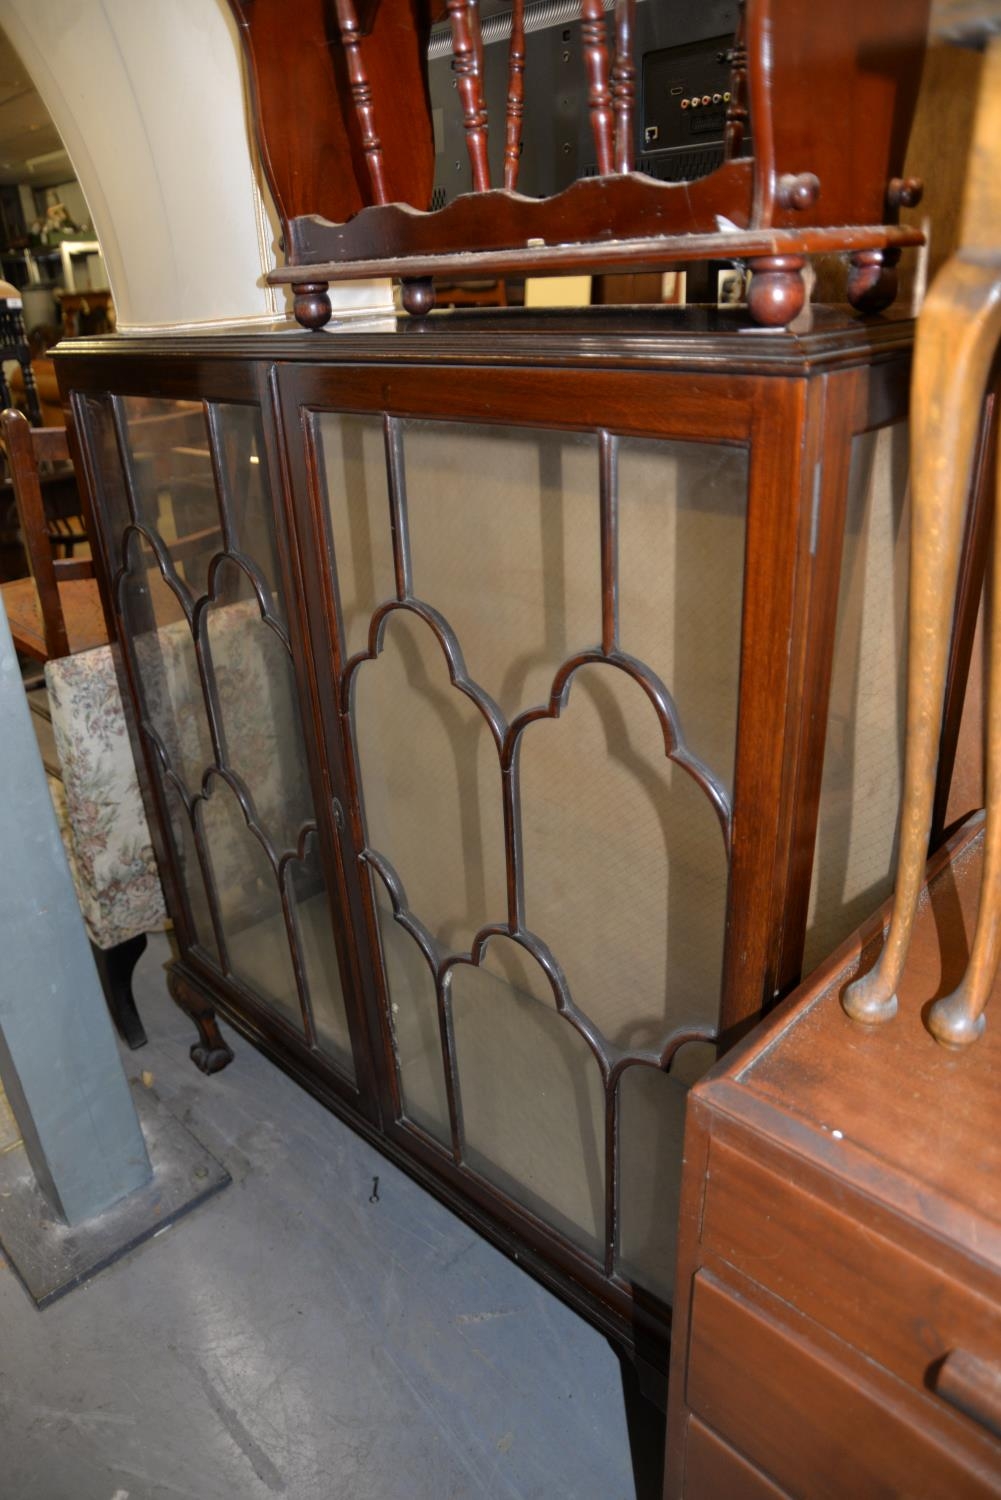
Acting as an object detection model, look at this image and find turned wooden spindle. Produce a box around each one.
[581,0,615,177]
[611,0,637,174]
[448,0,491,191]
[724,0,749,161]
[470,0,486,99]
[843,36,1001,1039]
[334,0,390,204]
[469,0,490,189]
[503,0,526,191]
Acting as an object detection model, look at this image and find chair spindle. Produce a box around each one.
[334,0,390,203]
[581,0,615,176]
[504,0,527,191]
[471,0,486,100]
[612,0,637,173]
[448,0,491,191]
[724,0,749,161]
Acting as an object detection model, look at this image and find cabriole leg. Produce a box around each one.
[167,965,234,1075]
[843,257,1001,1026]
[927,430,1001,1046]
[91,933,148,1050]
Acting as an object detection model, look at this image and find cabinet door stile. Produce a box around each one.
[259,362,384,1112]
[722,375,809,1038]
[273,365,406,1129]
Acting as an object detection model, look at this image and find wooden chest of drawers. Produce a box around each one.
[665,814,1001,1498]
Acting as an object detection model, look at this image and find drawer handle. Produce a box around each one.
[935,1349,1001,1440]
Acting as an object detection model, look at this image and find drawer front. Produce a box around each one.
[685,1414,789,1499]
[701,1136,1001,1439]
[687,1270,1001,1499]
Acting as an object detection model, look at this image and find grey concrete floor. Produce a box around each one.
[0,934,660,1500]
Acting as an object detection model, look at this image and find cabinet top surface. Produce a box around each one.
[702,816,1001,1256]
[53,306,914,378]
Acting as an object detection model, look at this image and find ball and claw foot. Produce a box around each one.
[168,968,235,1075]
[841,969,899,1026]
[190,1038,235,1075]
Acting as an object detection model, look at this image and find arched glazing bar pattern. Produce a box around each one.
[103,395,355,1075]
[326,411,741,1293]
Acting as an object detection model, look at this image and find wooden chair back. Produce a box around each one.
[2,408,95,660]
[228,0,435,234]
[249,0,931,322]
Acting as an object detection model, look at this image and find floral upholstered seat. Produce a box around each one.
[44,645,167,951]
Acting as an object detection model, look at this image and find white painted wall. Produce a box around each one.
[0,0,391,331]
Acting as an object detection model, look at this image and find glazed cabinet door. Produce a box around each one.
[70,372,375,1111]
[277,361,760,1331]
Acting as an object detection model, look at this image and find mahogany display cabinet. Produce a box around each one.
[55,307,966,1375]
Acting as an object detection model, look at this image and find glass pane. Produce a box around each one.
[74,393,364,1078]
[616,1052,714,1304]
[618,436,747,790]
[77,395,132,547]
[208,403,283,607]
[520,663,727,1050]
[373,880,451,1145]
[317,412,394,658]
[353,609,507,952]
[404,420,600,719]
[120,531,213,797]
[804,424,909,974]
[198,774,304,1033]
[161,777,218,963]
[313,410,744,1275]
[451,938,606,1257]
[118,397,222,600]
[203,557,312,855]
[287,830,355,1076]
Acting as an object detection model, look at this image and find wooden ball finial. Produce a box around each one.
[401,278,437,316]
[776,172,820,212]
[292,282,332,331]
[846,249,901,315]
[747,256,806,327]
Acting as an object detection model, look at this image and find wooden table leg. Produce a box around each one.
[928,428,1001,1045]
[843,258,1001,1026]
[844,34,1001,1032]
